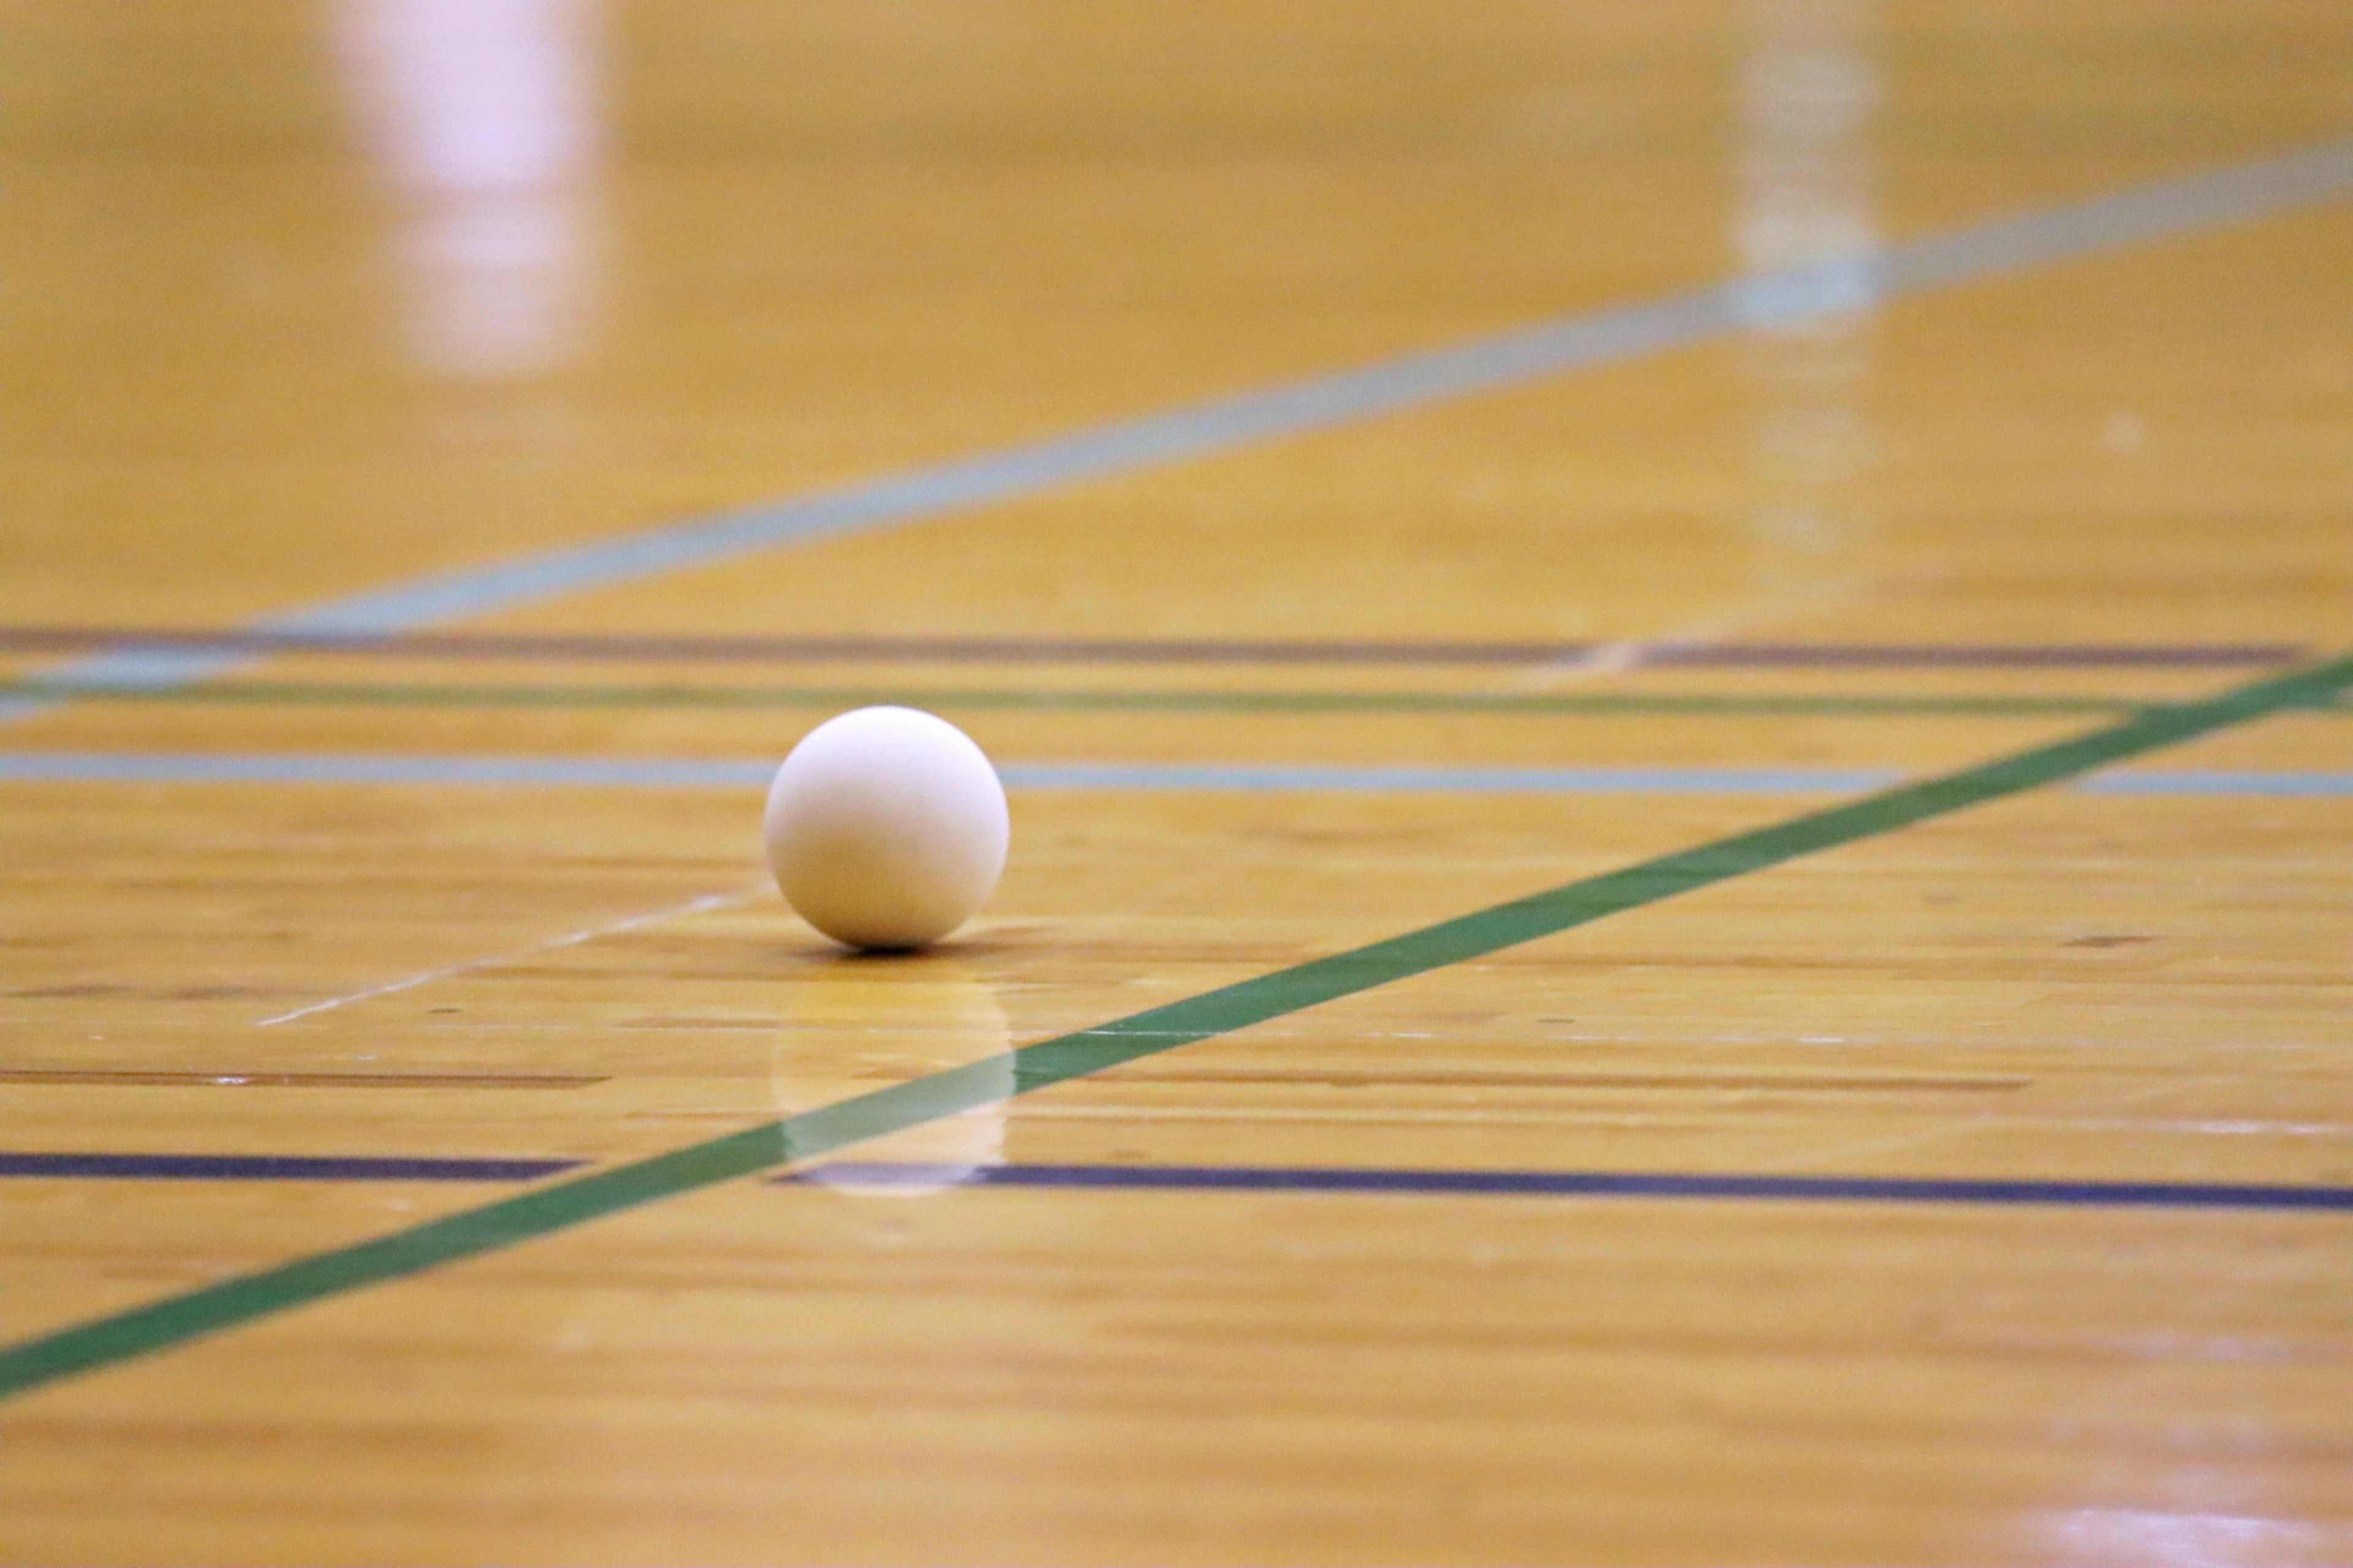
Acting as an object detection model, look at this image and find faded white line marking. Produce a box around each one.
[256,884,764,1027]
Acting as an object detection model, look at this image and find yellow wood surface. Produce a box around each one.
[4,1,2352,1562]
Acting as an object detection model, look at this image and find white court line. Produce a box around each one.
[254,884,763,1027]
[1503,569,1905,690]
[1502,560,1956,693]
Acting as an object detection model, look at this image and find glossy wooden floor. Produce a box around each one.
[6,2,2353,1563]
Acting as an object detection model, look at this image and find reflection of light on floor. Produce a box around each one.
[2040,1507,2331,1567]
[773,960,1013,1198]
[1738,0,1879,559]
[335,0,607,378]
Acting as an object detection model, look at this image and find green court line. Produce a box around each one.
[1,675,2327,720]
[2,649,2348,1404]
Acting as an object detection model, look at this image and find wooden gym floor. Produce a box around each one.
[4,2,2352,1562]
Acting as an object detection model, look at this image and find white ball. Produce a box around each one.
[763,706,1010,950]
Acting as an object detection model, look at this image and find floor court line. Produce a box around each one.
[1,650,2346,1404]
[0,1069,605,1089]
[7,136,2352,727]
[784,1162,2353,1213]
[0,628,2311,668]
[7,752,2353,798]
[4,1156,2346,1211]
[254,885,763,1028]
[14,675,2327,719]
[0,1154,584,1183]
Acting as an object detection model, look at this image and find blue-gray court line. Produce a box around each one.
[780,1162,2353,1213]
[6,751,2353,798]
[1007,762,1911,793]
[2075,770,2353,798]
[0,751,779,790]
[8,136,2353,729]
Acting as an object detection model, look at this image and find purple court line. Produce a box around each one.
[0,626,2305,669]
[0,1153,585,1182]
[780,1162,2353,1213]
[1646,644,2300,669]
